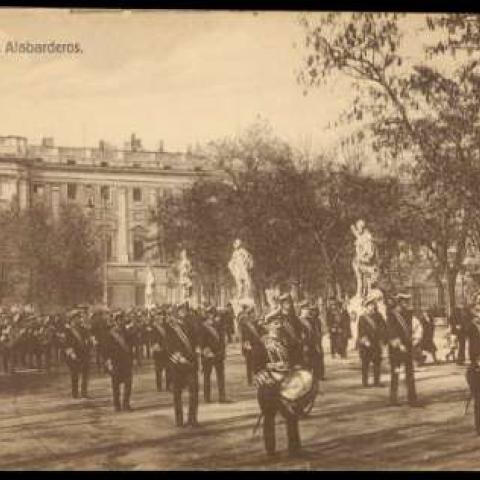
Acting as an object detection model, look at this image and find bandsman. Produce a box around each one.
[278,293,303,367]
[199,305,227,403]
[298,300,325,382]
[151,308,171,392]
[165,302,200,427]
[386,293,422,407]
[464,292,480,434]
[449,302,472,365]
[93,310,136,412]
[357,294,387,388]
[252,309,302,457]
[326,297,351,358]
[61,310,93,399]
[238,303,263,386]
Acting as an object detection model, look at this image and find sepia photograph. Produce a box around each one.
[0,8,480,470]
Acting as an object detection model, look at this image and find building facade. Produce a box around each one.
[0,134,227,309]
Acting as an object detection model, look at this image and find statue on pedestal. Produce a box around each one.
[145,263,156,310]
[228,239,255,314]
[348,220,385,345]
[351,219,378,298]
[178,249,193,303]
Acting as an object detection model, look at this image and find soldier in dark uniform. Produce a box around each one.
[386,293,421,407]
[0,315,12,373]
[94,310,136,412]
[165,302,199,427]
[200,305,227,403]
[278,293,303,367]
[326,298,351,358]
[238,303,262,386]
[0,315,11,373]
[22,318,36,369]
[464,292,480,434]
[224,302,235,343]
[2,312,24,373]
[449,302,472,365]
[416,308,438,365]
[61,310,93,399]
[151,308,171,392]
[357,294,387,388]
[298,300,325,382]
[252,309,302,457]
[128,309,143,367]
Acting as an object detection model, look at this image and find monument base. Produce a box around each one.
[347,294,364,346]
[347,288,387,346]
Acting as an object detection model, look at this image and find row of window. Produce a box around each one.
[33,183,144,203]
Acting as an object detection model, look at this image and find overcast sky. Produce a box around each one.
[0,10,440,156]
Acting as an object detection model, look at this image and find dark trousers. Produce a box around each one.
[466,365,480,434]
[389,349,417,405]
[134,344,143,366]
[172,368,199,427]
[96,349,104,372]
[305,346,325,382]
[112,368,133,411]
[318,340,325,380]
[315,342,326,381]
[257,384,301,456]
[458,332,467,363]
[203,357,226,402]
[154,353,171,391]
[243,351,253,385]
[360,346,381,386]
[330,332,348,358]
[70,361,89,398]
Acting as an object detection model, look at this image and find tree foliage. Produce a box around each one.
[0,202,102,309]
[153,123,403,302]
[298,12,480,312]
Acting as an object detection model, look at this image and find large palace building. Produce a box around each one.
[0,134,225,309]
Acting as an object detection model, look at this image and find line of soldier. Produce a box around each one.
[0,302,236,419]
[354,288,480,413]
[0,303,237,377]
[5,289,480,454]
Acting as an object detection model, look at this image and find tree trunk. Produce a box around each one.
[436,278,446,312]
[446,269,458,318]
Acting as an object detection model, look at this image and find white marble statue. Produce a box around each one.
[145,264,156,310]
[349,220,384,346]
[228,239,254,314]
[351,219,378,298]
[229,239,254,299]
[178,249,193,302]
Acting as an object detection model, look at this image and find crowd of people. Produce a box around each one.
[2,290,480,458]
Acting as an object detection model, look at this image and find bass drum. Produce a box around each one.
[279,368,318,417]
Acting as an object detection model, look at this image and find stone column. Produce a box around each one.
[148,187,157,209]
[117,186,129,264]
[18,178,29,210]
[51,184,60,221]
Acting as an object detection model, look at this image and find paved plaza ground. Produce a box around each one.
[0,338,479,470]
